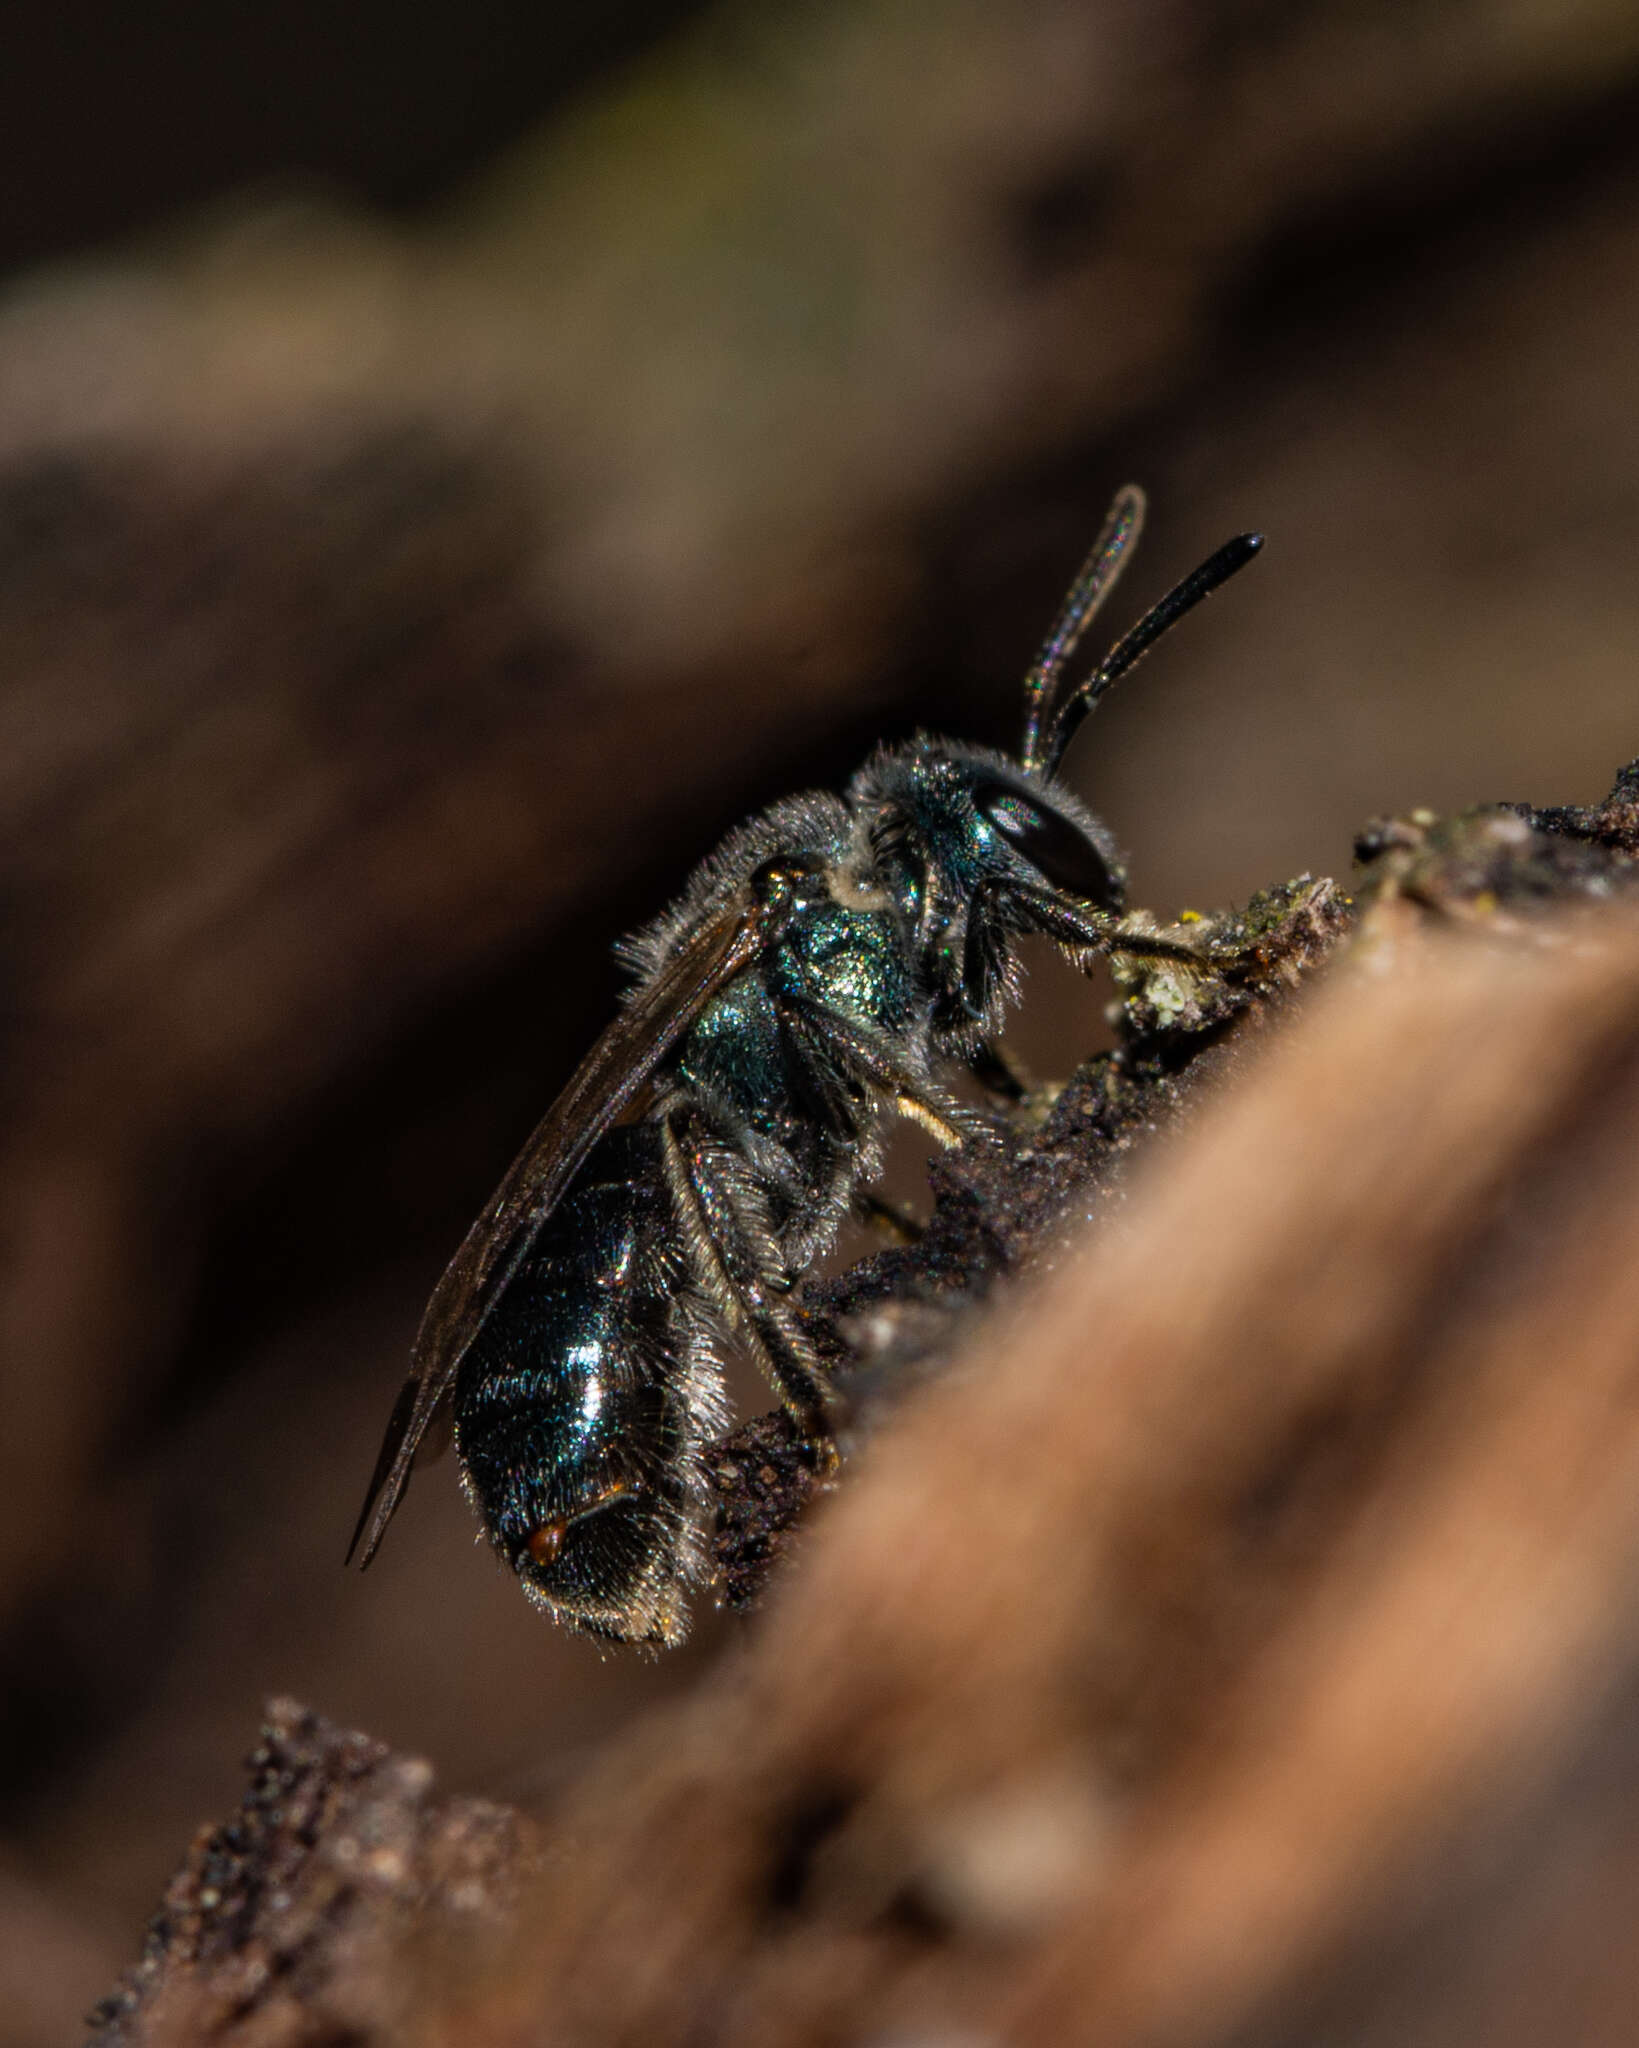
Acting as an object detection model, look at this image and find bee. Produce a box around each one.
[348,487,1261,1644]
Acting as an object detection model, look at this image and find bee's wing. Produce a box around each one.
[346,889,778,1569]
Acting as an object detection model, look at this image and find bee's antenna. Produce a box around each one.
[1039,528,1264,775]
[1019,485,1145,773]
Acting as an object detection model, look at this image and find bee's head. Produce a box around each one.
[853,746,1123,911]
[846,492,1261,1046]
[849,741,1126,1044]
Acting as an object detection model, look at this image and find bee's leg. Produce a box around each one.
[1103,927,1213,971]
[659,1109,835,1454]
[673,1090,806,1204]
[967,1039,1031,1103]
[1029,897,1211,972]
[854,1190,923,1245]
[782,1002,997,1153]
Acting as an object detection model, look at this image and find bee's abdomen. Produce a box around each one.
[450,1127,703,1639]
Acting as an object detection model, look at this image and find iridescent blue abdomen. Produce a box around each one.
[452,1124,701,1637]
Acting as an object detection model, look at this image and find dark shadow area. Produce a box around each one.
[0,0,713,276]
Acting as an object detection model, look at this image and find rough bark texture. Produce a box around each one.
[90,771,1639,2044]
[90,1702,537,2046]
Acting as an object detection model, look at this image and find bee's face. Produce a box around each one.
[855,744,1126,925]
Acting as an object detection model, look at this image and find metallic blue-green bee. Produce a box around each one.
[348,488,1261,1644]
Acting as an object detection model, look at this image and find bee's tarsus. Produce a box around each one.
[1104,926,1213,970]
[855,1191,925,1245]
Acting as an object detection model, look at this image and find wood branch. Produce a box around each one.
[94,774,1639,2045]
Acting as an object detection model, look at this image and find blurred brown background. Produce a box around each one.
[4,1,1639,2037]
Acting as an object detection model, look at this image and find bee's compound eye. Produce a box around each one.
[973,782,1119,908]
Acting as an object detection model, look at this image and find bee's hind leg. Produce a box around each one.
[659,1107,837,1461]
[854,1189,923,1245]
[967,1038,1031,1104]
